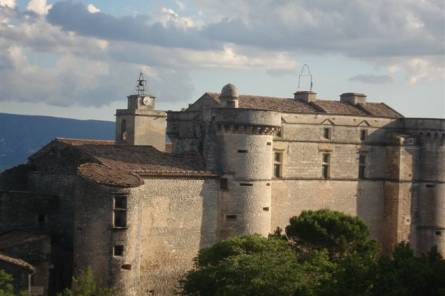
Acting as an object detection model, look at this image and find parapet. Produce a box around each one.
[213,108,281,135]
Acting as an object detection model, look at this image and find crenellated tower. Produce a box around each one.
[214,84,281,239]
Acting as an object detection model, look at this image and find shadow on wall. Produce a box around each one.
[199,179,219,250]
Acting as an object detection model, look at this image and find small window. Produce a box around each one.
[359,154,366,179]
[120,119,127,141]
[237,149,248,153]
[360,129,367,141]
[274,152,283,178]
[226,215,237,220]
[37,214,46,225]
[266,142,272,146]
[114,195,127,209]
[323,127,331,140]
[220,178,228,191]
[114,211,127,228]
[240,183,253,186]
[114,245,124,256]
[276,128,282,137]
[435,231,442,236]
[113,195,128,228]
[426,184,435,188]
[322,153,330,179]
[263,207,270,212]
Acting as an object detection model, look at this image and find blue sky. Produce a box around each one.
[0,0,444,120]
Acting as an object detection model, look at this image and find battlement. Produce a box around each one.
[213,108,281,130]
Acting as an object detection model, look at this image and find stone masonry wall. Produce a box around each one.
[271,114,399,245]
[139,177,219,296]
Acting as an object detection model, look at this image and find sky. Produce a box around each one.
[0,0,444,121]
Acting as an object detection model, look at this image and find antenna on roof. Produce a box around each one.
[297,64,313,91]
[136,72,147,96]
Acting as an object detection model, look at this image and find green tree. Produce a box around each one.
[58,267,113,296]
[180,235,310,296]
[0,270,15,296]
[285,209,378,259]
[371,243,445,296]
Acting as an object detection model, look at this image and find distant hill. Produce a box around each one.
[0,113,114,172]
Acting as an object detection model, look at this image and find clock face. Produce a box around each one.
[142,96,153,106]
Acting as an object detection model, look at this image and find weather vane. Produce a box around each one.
[136,72,147,96]
[298,64,314,91]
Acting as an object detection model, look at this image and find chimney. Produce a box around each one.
[340,92,367,105]
[294,91,317,103]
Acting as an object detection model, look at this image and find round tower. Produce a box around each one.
[417,131,445,256]
[214,84,281,238]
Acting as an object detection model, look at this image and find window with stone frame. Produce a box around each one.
[322,153,330,179]
[113,195,128,228]
[273,151,283,178]
[358,154,366,179]
[114,245,124,256]
[323,127,332,140]
[360,129,368,141]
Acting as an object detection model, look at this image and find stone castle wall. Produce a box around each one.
[139,177,219,296]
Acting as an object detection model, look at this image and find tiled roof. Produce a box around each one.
[0,253,35,272]
[202,93,402,118]
[30,138,214,188]
[0,230,48,250]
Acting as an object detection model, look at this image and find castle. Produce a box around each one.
[0,78,444,296]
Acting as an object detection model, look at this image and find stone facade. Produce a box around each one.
[0,83,444,296]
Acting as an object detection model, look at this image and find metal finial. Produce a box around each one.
[298,64,314,91]
[136,72,147,96]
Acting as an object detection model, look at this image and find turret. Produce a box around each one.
[214,84,281,238]
[416,130,445,255]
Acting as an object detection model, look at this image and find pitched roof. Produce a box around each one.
[198,93,402,118]
[30,138,214,188]
[0,253,35,272]
[0,230,48,250]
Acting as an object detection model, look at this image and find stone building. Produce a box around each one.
[0,79,444,295]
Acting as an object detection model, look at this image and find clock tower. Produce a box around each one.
[115,73,166,150]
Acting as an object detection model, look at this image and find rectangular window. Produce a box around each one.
[114,245,124,256]
[360,129,368,141]
[113,195,127,228]
[220,178,228,191]
[322,153,330,179]
[114,195,127,209]
[323,127,331,140]
[263,207,270,211]
[237,149,248,153]
[240,183,253,186]
[226,214,237,221]
[37,214,46,225]
[359,154,366,179]
[274,152,283,178]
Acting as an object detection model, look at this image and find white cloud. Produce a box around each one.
[26,0,52,16]
[87,4,100,14]
[0,0,15,9]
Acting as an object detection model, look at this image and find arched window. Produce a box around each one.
[120,119,127,141]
